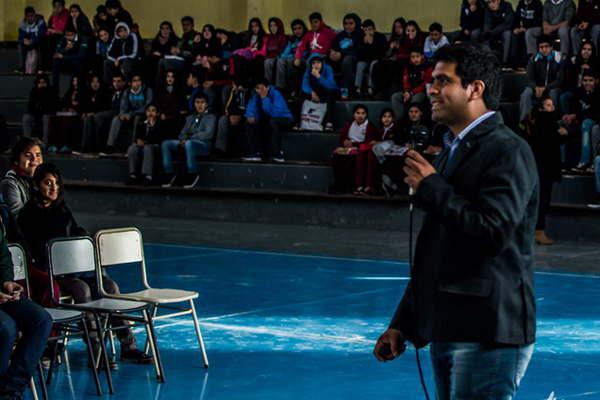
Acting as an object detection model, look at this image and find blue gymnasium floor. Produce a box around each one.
[40,243,600,400]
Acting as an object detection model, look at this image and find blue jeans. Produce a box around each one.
[161,139,211,174]
[595,156,600,193]
[0,299,52,395]
[430,342,534,400]
[580,119,598,165]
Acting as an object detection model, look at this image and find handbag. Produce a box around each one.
[299,99,327,131]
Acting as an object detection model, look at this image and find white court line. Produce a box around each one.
[147,252,223,264]
[147,242,408,266]
[201,288,395,321]
[147,243,600,279]
[145,319,372,345]
[350,277,410,281]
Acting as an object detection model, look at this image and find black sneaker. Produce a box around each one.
[183,174,201,189]
[161,174,179,188]
[126,174,139,185]
[121,348,153,364]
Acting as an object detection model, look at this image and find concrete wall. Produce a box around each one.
[1,0,521,41]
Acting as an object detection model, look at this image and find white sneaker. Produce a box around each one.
[183,175,201,189]
[242,155,262,162]
[161,175,177,188]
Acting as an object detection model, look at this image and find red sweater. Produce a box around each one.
[403,63,433,94]
[47,9,69,34]
[295,24,336,59]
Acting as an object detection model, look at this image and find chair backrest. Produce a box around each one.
[8,243,32,298]
[48,236,97,277]
[8,244,27,282]
[95,227,149,287]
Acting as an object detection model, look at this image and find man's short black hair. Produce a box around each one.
[254,77,270,87]
[429,22,443,33]
[362,19,376,29]
[433,43,502,110]
[105,0,122,9]
[582,71,597,80]
[181,16,194,24]
[24,6,35,15]
[309,12,322,22]
[537,35,552,47]
[52,0,65,6]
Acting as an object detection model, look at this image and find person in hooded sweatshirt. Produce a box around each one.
[104,21,139,85]
[330,13,363,100]
[263,18,288,87]
[294,12,336,67]
[299,53,338,132]
[148,21,180,87]
[104,0,133,34]
[22,75,58,145]
[17,6,46,74]
[527,96,568,245]
[277,19,307,95]
[105,73,153,154]
[459,0,485,42]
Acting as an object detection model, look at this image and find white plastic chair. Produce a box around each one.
[94,228,209,368]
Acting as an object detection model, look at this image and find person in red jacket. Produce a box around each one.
[390,47,432,121]
[43,0,69,71]
[294,12,336,67]
[330,104,377,194]
[264,18,288,86]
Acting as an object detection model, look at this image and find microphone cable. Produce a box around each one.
[407,148,431,400]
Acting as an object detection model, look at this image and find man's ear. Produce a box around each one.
[469,79,486,102]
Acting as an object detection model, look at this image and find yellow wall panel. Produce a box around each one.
[2,0,520,40]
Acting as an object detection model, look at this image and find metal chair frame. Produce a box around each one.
[94,227,209,368]
[8,243,102,399]
[46,236,165,395]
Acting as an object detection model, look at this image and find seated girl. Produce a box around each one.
[18,163,152,366]
[330,104,377,194]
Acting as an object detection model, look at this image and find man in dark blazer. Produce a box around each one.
[374,43,539,399]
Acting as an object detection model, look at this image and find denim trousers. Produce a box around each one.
[430,342,534,400]
[161,139,211,174]
[0,299,52,395]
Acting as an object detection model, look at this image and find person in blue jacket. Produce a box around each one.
[243,77,294,162]
[329,13,363,99]
[276,19,308,95]
[300,53,338,132]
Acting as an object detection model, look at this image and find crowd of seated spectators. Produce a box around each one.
[9,0,599,205]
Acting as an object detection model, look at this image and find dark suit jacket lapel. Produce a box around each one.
[443,112,503,178]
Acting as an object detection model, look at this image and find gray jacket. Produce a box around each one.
[178,112,217,142]
[0,170,31,217]
[543,0,575,25]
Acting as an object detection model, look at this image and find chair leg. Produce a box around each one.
[81,317,103,396]
[190,300,209,368]
[143,308,165,383]
[93,313,114,394]
[104,318,116,357]
[30,377,39,400]
[46,339,60,385]
[143,305,158,355]
[38,361,48,400]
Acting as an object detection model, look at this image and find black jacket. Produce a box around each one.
[26,86,59,116]
[134,119,164,144]
[515,0,544,29]
[484,1,515,34]
[526,52,564,89]
[528,110,565,181]
[18,200,87,270]
[460,0,486,31]
[357,32,387,62]
[390,113,539,346]
[0,227,14,285]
